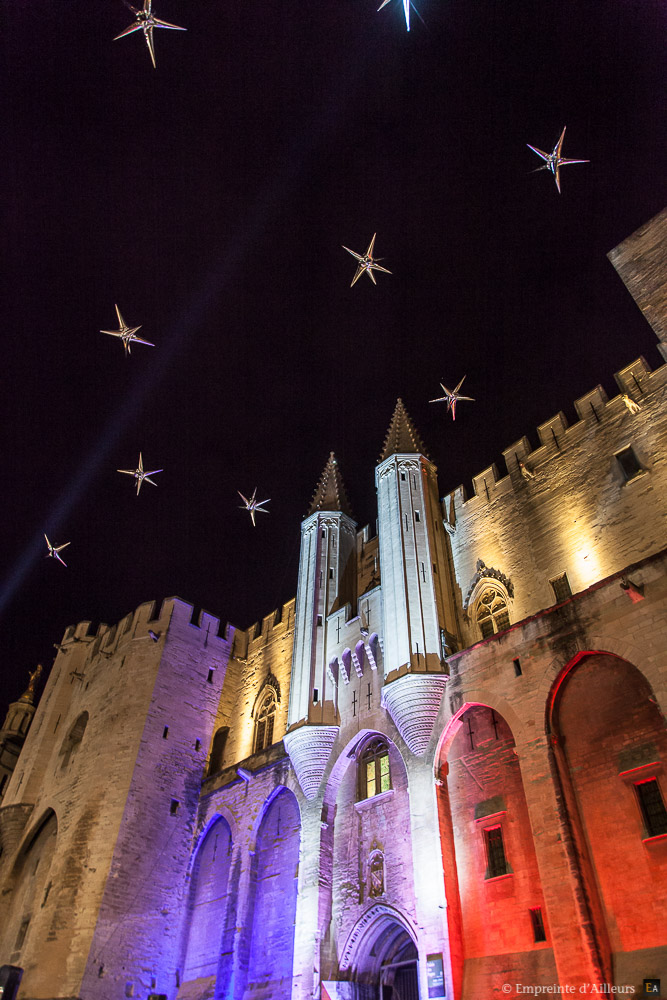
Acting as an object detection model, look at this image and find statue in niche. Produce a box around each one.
[369,852,385,898]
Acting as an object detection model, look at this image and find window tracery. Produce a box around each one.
[253,687,277,754]
[474,584,511,638]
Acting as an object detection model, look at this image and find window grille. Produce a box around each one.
[484,826,509,878]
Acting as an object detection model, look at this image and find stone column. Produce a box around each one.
[291,797,325,999]
[405,752,454,1000]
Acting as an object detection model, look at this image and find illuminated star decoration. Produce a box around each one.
[238,488,270,527]
[377,0,411,30]
[429,376,475,421]
[118,452,163,495]
[44,534,70,567]
[526,126,589,194]
[114,1,186,69]
[342,233,392,287]
[100,304,155,357]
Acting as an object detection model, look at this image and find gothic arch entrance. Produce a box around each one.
[339,905,419,1000]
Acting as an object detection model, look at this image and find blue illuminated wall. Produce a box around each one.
[183,816,234,984]
[245,789,300,998]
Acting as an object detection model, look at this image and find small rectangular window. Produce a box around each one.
[400,472,406,481]
[616,446,643,482]
[414,510,421,522]
[530,907,546,943]
[170,799,180,815]
[317,615,323,626]
[162,726,169,739]
[484,826,509,879]
[513,658,522,677]
[329,568,334,579]
[194,739,201,752]
[550,573,572,603]
[635,779,667,838]
[207,669,214,684]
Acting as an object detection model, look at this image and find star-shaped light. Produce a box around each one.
[429,376,475,421]
[238,488,270,527]
[114,1,186,69]
[100,304,154,357]
[118,452,163,495]
[378,0,410,31]
[342,233,392,287]
[526,126,589,194]
[378,0,411,31]
[44,534,70,567]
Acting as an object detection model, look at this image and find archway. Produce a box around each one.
[548,652,667,985]
[435,703,557,997]
[244,787,300,999]
[339,904,419,1000]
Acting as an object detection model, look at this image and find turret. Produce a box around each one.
[0,665,41,800]
[284,454,357,798]
[288,453,356,729]
[376,400,458,678]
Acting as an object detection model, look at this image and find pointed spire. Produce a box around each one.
[379,399,429,461]
[308,452,353,517]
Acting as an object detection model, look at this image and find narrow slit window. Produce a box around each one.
[415,510,421,522]
[170,799,180,815]
[207,669,214,683]
[530,907,546,943]
[513,658,522,677]
[635,779,667,838]
[163,726,169,739]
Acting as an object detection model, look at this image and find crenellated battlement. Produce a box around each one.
[241,597,297,658]
[446,355,667,510]
[59,597,231,664]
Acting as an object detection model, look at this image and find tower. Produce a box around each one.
[376,399,458,679]
[0,666,41,800]
[285,453,356,797]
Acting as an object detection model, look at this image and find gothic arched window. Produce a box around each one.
[474,585,511,639]
[358,737,391,800]
[253,688,277,754]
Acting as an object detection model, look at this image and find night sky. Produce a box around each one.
[1,0,664,713]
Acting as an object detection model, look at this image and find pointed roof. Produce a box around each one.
[308,452,353,518]
[379,399,429,461]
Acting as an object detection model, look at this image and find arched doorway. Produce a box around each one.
[340,905,419,1000]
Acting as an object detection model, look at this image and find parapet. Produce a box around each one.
[445,354,667,511]
[59,597,232,660]
[241,597,297,659]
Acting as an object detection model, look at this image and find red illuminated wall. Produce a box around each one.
[438,705,558,998]
[554,654,667,985]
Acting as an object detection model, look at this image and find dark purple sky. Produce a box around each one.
[1,0,665,712]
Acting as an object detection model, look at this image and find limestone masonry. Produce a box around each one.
[1,211,666,999]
